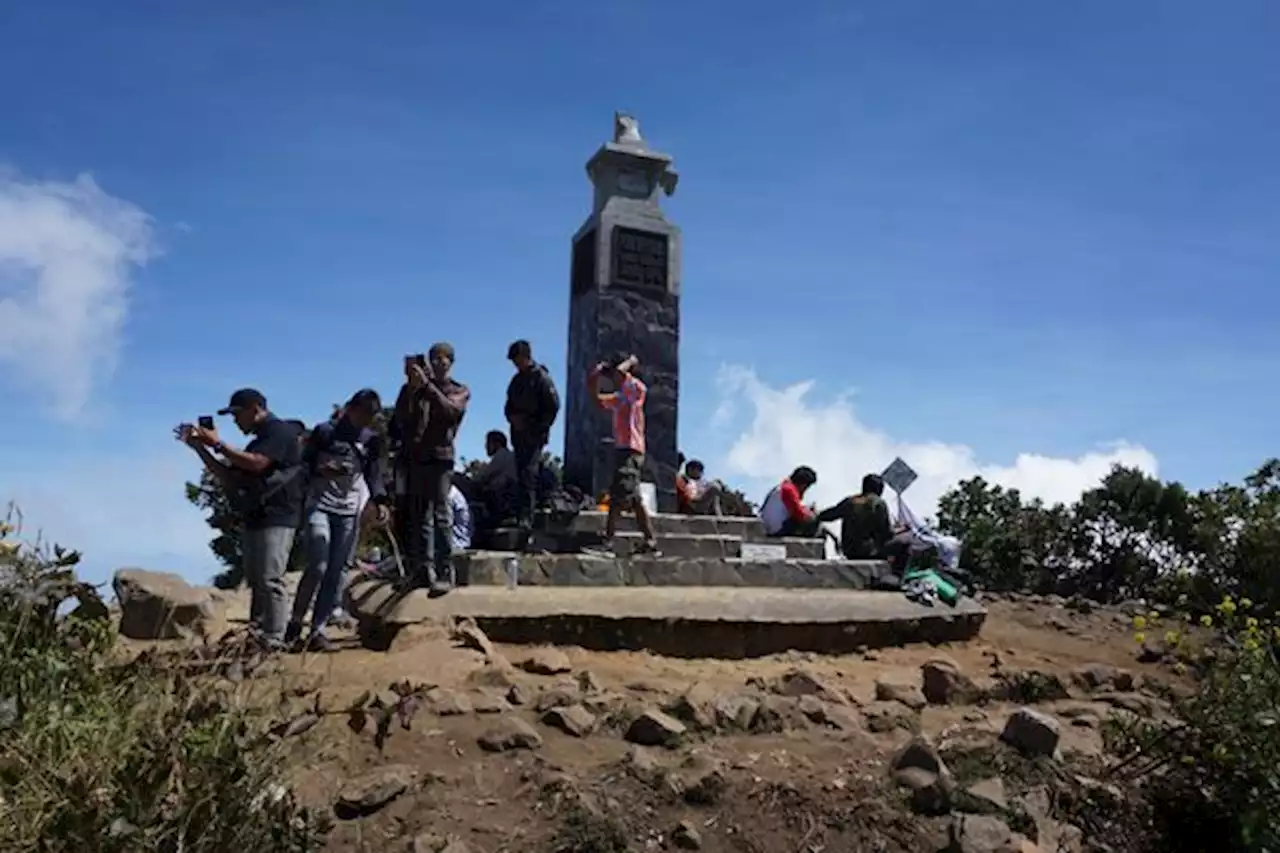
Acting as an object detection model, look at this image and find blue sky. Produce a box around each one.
[1,0,1277,585]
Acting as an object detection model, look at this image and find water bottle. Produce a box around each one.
[506,556,519,589]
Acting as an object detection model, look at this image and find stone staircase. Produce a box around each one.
[460,510,892,590]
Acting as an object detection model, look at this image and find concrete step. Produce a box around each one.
[453,550,891,589]
[345,581,987,658]
[557,510,772,539]
[476,528,824,560]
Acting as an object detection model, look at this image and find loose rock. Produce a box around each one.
[665,682,719,729]
[471,691,511,714]
[672,819,702,849]
[875,678,927,711]
[889,736,954,815]
[477,716,543,752]
[922,657,981,705]
[506,684,530,706]
[1000,708,1061,758]
[625,709,687,747]
[335,764,417,817]
[427,688,472,716]
[522,648,572,675]
[542,703,598,737]
[947,814,1015,853]
[798,695,860,731]
[669,755,726,805]
[1073,663,1134,693]
[451,617,497,659]
[769,668,842,702]
[535,686,580,713]
[713,694,760,731]
[958,777,1008,814]
[113,568,218,640]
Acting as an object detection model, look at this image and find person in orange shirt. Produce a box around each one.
[586,354,660,555]
[675,458,725,516]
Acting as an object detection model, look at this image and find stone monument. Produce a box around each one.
[563,112,682,511]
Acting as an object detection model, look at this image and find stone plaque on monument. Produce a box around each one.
[563,113,682,511]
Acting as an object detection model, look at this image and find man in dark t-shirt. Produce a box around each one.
[178,388,305,648]
[817,473,896,560]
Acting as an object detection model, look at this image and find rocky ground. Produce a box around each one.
[122,577,1189,853]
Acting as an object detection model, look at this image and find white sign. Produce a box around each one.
[740,542,787,561]
[881,457,918,494]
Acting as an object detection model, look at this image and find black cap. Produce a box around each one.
[217,388,266,415]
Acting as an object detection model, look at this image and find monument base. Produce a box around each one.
[345,582,987,659]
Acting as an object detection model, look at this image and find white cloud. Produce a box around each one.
[0,171,157,418]
[713,366,1158,518]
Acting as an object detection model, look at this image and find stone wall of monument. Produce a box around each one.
[564,285,680,511]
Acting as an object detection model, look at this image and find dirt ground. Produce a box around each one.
[166,591,1182,852]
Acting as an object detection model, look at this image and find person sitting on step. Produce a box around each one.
[759,466,820,537]
[676,458,725,516]
[816,473,903,565]
[469,430,516,531]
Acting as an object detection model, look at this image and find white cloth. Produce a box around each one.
[895,495,962,570]
[759,486,788,535]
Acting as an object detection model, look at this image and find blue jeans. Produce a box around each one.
[243,525,296,644]
[291,508,359,636]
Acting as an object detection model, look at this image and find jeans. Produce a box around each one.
[399,460,454,587]
[242,525,296,644]
[292,508,359,636]
[513,436,544,536]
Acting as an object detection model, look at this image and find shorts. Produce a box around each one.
[609,449,645,507]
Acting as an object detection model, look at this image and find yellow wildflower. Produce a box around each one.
[1133,615,1148,631]
[1148,610,1160,620]
[1134,632,1147,645]
[1243,638,1260,653]
[1164,630,1180,647]
[1172,662,1188,676]
[1240,598,1253,610]
[1200,615,1213,628]
[1218,598,1237,617]
[1246,617,1259,631]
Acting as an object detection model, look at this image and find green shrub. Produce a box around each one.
[0,512,329,852]
[1106,597,1280,852]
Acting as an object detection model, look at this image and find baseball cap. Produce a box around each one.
[217,388,267,415]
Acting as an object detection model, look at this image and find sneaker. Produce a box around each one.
[581,543,615,558]
[427,581,453,599]
[632,540,662,557]
[305,632,336,653]
[283,621,303,646]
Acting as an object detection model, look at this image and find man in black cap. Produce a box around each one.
[177,388,306,649]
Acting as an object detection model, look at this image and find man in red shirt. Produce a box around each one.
[587,354,660,555]
[759,466,820,537]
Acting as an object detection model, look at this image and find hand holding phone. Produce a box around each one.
[198,415,215,430]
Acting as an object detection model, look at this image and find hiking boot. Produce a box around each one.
[283,621,303,647]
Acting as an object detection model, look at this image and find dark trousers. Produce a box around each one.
[776,516,821,538]
[398,460,454,586]
[512,435,544,535]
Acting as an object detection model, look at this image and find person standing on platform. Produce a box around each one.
[586,354,660,556]
[390,343,471,596]
[503,339,560,552]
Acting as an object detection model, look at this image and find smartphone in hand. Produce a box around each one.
[198,415,215,430]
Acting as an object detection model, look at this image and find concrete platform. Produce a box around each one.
[473,529,825,560]
[455,550,891,588]
[345,581,986,658]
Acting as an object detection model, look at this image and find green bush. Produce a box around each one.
[0,512,329,852]
[1106,598,1280,852]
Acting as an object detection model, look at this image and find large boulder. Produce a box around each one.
[113,568,218,640]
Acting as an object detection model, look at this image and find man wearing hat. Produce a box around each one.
[177,388,306,649]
